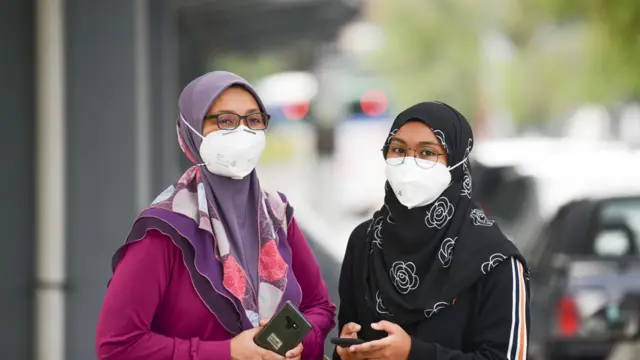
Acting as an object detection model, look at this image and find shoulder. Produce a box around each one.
[345,219,373,256]
[478,256,529,298]
[113,228,180,275]
[488,256,527,278]
[264,190,293,221]
[350,220,372,242]
[265,189,289,204]
[339,220,371,285]
[121,229,177,257]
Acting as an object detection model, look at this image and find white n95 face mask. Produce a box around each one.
[181,116,266,179]
[385,157,466,209]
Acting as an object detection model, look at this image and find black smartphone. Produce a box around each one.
[253,301,313,356]
[330,337,365,347]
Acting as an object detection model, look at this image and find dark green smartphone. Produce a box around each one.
[253,301,313,356]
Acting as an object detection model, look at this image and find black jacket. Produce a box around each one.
[334,221,530,360]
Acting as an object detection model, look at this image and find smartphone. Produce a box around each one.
[254,301,313,356]
[330,337,365,348]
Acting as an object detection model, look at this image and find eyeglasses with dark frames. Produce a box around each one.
[203,111,270,130]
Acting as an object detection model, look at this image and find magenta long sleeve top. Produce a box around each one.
[96,217,336,360]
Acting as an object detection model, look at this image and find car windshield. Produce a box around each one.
[594,197,640,256]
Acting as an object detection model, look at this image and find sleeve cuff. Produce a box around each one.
[195,338,231,360]
[408,337,436,360]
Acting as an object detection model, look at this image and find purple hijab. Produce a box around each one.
[111,71,303,334]
[178,71,265,292]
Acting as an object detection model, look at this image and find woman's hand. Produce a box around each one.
[348,321,411,360]
[230,325,286,360]
[336,323,362,360]
[257,318,304,360]
[283,343,303,360]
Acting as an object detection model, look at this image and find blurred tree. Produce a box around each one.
[536,0,640,100]
[368,0,484,119]
[503,22,591,126]
[369,0,576,127]
[371,0,640,130]
[211,52,286,82]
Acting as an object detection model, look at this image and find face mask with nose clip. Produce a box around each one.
[385,156,467,209]
[180,115,266,179]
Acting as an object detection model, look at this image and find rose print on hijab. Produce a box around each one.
[461,139,473,198]
[461,169,472,198]
[385,129,398,146]
[372,216,384,250]
[369,216,384,252]
[424,301,449,318]
[367,218,374,233]
[425,197,455,229]
[438,237,457,268]
[390,261,420,294]
[463,138,472,161]
[471,208,494,226]
[481,253,507,274]
[376,291,394,315]
[433,129,448,152]
[385,204,395,224]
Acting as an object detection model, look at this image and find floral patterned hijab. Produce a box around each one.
[363,102,527,325]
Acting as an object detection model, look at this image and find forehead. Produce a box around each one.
[392,121,441,145]
[208,86,259,112]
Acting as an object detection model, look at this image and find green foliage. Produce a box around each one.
[211,52,286,82]
[536,0,640,99]
[369,0,484,119]
[372,0,640,128]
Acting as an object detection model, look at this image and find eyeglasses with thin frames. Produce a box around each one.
[384,145,447,169]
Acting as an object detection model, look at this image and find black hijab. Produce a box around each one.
[363,102,527,325]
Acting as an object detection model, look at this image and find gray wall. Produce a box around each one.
[0,1,201,358]
[0,0,36,359]
[64,1,180,359]
[64,1,139,359]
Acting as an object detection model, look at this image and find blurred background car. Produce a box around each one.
[525,194,640,360]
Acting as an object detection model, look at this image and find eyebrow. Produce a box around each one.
[213,108,261,115]
[390,137,442,147]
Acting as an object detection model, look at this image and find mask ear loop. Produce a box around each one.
[448,157,468,171]
[179,114,207,167]
[444,156,469,188]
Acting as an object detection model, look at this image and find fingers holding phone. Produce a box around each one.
[285,343,304,360]
[259,321,303,360]
[258,319,303,359]
[254,301,312,358]
[335,323,362,360]
[340,323,361,339]
[231,327,284,360]
[259,347,287,360]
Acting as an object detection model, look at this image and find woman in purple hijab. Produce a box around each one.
[96,71,336,360]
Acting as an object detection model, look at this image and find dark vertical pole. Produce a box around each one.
[0,0,36,358]
[177,12,208,171]
[150,0,182,193]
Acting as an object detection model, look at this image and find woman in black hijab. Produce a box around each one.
[334,102,529,360]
